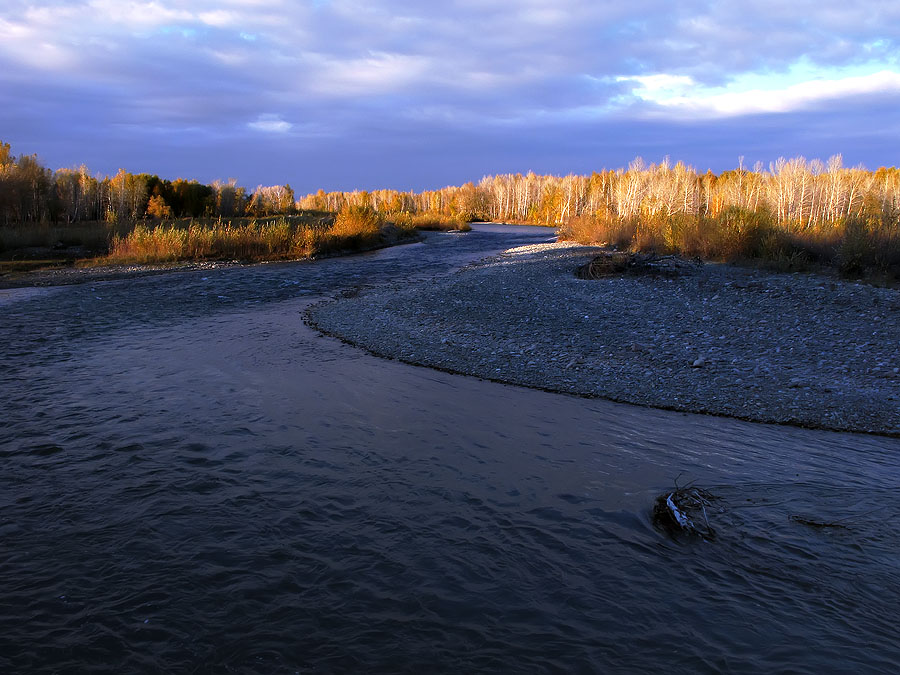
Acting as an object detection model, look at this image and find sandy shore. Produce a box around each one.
[308,242,900,436]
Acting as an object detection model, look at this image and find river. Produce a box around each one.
[1,225,898,673]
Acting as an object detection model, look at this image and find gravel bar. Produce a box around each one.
[307,241,900,436]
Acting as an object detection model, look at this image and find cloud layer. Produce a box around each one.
[1,0,898,189]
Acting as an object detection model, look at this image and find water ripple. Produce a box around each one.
[2,227,899,672]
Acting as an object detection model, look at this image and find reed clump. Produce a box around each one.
[326,204,383,245]
[560,207,900,280]
[105,209,416,264]
[107,220,305,263]
[560,212,636,250]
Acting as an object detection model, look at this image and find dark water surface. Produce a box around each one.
[2,225,899,673]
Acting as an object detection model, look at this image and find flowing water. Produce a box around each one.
[1,225,899,673]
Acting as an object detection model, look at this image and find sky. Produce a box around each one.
[1,0,899,193]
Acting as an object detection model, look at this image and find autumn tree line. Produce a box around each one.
[0,141,296,226]
[4,140,898,231]
[2,139,898,274]
[297,156,900,231]
[296,155,900,276]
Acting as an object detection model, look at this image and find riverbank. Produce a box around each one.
[0,234,429,290]
[0,259,242,290]
[307,241,900,436]
[0,208,442,286]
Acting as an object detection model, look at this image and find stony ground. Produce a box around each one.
[308,242,900,436]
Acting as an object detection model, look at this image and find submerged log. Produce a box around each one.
[653,486,718,540]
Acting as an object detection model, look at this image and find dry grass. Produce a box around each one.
[103,209,417,264]
[1,209,417,268]
[106,221,306,263]
[327,204,383,242]
[560,208,900,280]
[558,212,635,249]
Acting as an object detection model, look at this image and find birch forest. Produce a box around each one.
[297,156,900,231]
[2,139,898,275]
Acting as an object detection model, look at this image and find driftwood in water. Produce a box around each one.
[653,486,719,540]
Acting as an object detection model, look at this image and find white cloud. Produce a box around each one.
[617,74,695,98]
[623,69,900,117]
[198,10,237,27]
[248,114,292,133]
[305,51,432,96]
[86,0,193,28]
[0,16,79,70]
